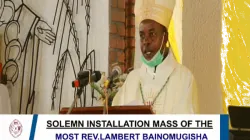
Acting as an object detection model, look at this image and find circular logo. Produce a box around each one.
[9,119,23,138]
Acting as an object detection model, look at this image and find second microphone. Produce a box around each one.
[72,71,102,88]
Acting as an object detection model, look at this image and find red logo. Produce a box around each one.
[9,119,23,138]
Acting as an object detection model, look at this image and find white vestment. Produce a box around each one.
[112,50,199,114]
[0,84,11,114]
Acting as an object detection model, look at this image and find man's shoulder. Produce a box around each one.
[126,68,140,79]
[129,68,140,74]
[121,69,140,88]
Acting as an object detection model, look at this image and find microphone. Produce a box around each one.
[68,70,101,114]
[104,66,122,88]
[72,71,101,88]
[77,71,91,79]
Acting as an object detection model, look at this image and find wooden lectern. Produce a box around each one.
[59,105,154,114]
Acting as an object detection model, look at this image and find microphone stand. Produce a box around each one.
[103,88,109,114]
[68,84,109,115]
[67,88,82,114]
[102,66,121,114]
[67,70,92,114]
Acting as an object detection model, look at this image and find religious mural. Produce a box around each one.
[0,0,97,114]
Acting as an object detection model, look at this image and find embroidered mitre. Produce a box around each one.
[134,0,175,28]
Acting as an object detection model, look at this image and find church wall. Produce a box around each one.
[0,0,110,114]
[109,0,135,73]
[182,0,223,114]
[133,0,223,114]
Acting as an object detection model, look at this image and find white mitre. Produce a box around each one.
[135,0,175,28]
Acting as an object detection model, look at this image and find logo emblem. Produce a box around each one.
[9,119,23,138]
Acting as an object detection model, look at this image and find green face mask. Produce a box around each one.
[141,49,164,67]
[141,33,166,67]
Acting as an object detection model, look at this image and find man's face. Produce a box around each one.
[139,19,168,61]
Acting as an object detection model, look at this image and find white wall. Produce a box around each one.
[182,0,222,114]
[134,26,142,69]
[1,0,109,114]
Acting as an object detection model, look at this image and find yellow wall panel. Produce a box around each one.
[222,0,250,113]
[169,0,183,64]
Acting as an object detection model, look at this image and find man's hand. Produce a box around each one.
[35,20,56,45]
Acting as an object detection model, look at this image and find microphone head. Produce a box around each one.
[109,66,122,80]
[93,71,102,82]
[77,71,90,79]
[112,66,122,75]
[72,71,102,88]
